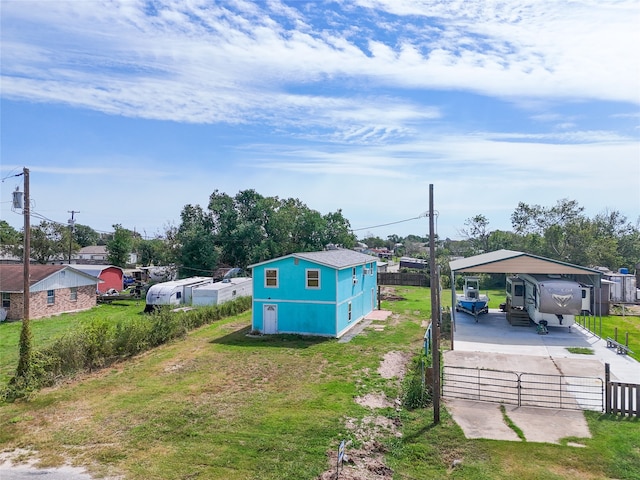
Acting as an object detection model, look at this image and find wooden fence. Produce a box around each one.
[378,272,428,287]
[605,364,639,417]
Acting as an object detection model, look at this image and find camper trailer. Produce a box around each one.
[192,277,252,306]
[517,274,587,328]
[144,276,213,312]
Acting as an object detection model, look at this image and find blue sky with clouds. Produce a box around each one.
[1,0,639,241]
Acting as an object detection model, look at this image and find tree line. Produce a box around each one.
[1,195,637,277]
[0,189,355,275]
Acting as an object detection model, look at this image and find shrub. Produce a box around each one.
[401,356,432,410]
[2,297,252,401]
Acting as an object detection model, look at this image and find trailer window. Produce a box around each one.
[514,284,524,297]
[265,269,278,288]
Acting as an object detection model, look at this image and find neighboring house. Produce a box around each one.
[0,264,101,321]
[399,256,427,270]
[73,246,137,266]
[248,249,378,338]
[74,245,108,263]
[69,264,124,293]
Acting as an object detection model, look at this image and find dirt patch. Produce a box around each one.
[379,287,405,302]
[378,351,411,380]
[318,351,410,479]
[355,393,395,409]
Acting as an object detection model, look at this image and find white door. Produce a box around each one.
[263,304,277,334]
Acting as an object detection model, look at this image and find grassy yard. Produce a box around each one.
[0,289,638,479]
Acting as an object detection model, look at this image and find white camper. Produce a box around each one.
[517,274,587,328]
[192,277,252,306]
[144,276,213,312]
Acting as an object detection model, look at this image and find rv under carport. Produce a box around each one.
[448,249,603,348]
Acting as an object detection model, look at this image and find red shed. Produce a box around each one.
[70,265,124,293]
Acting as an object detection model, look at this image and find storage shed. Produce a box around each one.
[69,264,124,293]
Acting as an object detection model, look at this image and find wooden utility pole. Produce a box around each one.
[429,184,440,424]
[22,168,30,322]
[16,167,31,378]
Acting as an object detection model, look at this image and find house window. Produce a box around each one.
[306,269,320,289]
[70,287,78,301]
[265,269,278,287]
[1,292,10,309]
[348,302,352,322]
[47,289,55,305]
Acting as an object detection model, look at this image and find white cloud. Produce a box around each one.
[2,0,639,134]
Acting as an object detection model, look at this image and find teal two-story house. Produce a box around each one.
[248,249,378,338]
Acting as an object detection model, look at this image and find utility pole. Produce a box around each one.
[429,184,440,424]
[16,167,31,379]
[68,210,79,264]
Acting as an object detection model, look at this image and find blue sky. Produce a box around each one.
[1,0,639,241]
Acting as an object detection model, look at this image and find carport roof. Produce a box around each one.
[449,249,601,276]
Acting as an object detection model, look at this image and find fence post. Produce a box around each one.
[605,363,610,414]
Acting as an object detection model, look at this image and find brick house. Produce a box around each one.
[0,265,101,321]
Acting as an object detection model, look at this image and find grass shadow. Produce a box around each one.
[211,325,334,349]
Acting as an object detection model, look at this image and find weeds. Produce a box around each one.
[1,296,251,401]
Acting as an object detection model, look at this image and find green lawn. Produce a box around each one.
[0,289,638,480]
[0,299,145,386]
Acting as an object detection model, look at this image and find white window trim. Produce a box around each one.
[47,289,55,305]
[265,268,279,288]
[306,268,321,289]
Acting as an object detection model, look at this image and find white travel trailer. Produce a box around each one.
[517,274,588,328]
[192,277,252,306]
[144,276,213,312]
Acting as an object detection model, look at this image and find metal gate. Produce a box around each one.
[442,366,604,411]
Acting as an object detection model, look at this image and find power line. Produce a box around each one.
[351,211,437,233]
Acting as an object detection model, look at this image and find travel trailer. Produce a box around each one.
[192,277,252,306]
[144,276,213,312]
[515,274,587,328]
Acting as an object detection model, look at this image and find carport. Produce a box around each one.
[442,250,626,441]
[448,249,603,348]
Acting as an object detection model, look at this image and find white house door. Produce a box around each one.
[263,304,278,334]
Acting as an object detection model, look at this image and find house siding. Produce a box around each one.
[4,285,96,320]
[251,252,378,338]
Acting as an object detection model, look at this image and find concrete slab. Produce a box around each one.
[504,405,590,444]
[445,398,520,441]
[444,309,639,444]
[445,399,591,444]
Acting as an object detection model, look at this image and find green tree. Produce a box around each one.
[0,220,21,256]
[106,224,133,267]
[72,224,100,247]
[137,238,172,267]
[30,221,75,264]
[460,214,490,254]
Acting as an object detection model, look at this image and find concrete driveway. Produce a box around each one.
[443,309,639,444]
